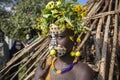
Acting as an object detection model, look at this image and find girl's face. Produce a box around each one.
[15,42,22,50]
[49,29,74,57]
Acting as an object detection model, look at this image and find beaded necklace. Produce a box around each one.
[51,57,78,74]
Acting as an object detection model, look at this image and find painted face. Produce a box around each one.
[49,25,74,57]
[26,34,30,40]
[15,42,22,50]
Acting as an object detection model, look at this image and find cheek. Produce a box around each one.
[57,37,74,51]
[15,46,21,50]
[66,40,74,51]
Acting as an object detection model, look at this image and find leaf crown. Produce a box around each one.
[36,0,88,36]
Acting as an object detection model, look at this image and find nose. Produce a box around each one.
[49,34,57,50]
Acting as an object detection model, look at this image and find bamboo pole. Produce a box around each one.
[108,0,118,80]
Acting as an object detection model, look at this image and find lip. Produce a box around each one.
[49,45,67,57]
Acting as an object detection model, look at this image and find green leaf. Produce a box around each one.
[64,16,73,27]
[43,14,51,18]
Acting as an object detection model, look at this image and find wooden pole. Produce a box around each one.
[99,0,113,80]
[108,0,118,80]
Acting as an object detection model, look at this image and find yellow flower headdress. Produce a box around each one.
[36,0,88,36]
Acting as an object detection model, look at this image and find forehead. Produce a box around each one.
[49,24,74,36]
[16,42,21,45]
[49,24,62,34]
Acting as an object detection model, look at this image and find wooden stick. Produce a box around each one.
[94,0,109,70]
[108,0,118,80]
[76,19,98,51]
[87,1,96,12]
[24,69,36,80]
[99,0,113,80]
[85,9,120,20]
[10,40,49,80]
[88,0,104,16]
[22,51,50,80]
[87,0,99,16]
[94,17,104,65]
[19,43,49,80]
[0,37,45,73]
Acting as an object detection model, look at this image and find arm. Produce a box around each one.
[32,59,50,80]
[80,68,94,80]
[76,62,94,80]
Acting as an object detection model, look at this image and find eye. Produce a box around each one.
[57,35,65,39]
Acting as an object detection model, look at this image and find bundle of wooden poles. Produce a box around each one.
[0,0,120,80]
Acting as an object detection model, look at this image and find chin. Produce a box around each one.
[56,50,66,57]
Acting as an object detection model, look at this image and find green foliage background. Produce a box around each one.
[0,0,53,40]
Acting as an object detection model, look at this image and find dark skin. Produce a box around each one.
[33,29,94,80]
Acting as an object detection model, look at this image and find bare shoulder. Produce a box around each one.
[73,61,94,80]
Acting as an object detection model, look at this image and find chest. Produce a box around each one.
[50,69,76,80]
[48,59,82,80]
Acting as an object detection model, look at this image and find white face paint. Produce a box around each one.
[15,42,22,50]
[26,34,30,40]
[54,45,67,57]
[49,34,67,57]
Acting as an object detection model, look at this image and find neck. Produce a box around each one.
[57,53,74,64]
[52,53,78,74]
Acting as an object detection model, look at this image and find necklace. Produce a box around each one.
[51,57,78,74]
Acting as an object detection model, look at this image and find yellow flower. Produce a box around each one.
[81,7,88,18]
[66,23,72,29]
[83,7,88,12]
[59,11,65,16]
[74,4,82,13]
[37,0,88,37]
[36,18,41,23]
[42,29,48,36]
[46,1,56,9]
[35,25,40,30]
[81,12,87,18]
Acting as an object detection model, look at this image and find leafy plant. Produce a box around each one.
[36,0,88,36]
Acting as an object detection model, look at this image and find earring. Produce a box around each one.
[50,49,56,56]
[70,51,75,56]
[75,51,81,57]
[70,51,81,58]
